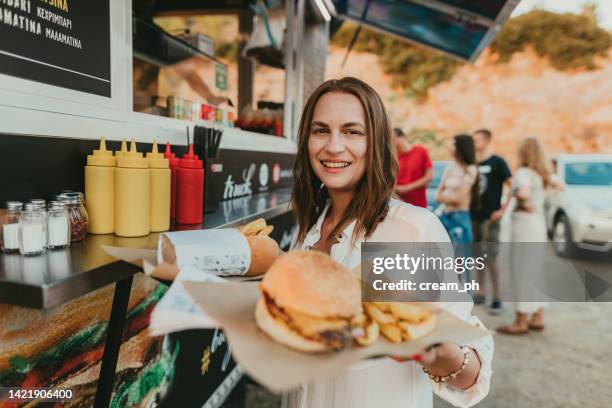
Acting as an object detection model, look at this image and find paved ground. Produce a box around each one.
[435,301,612,408]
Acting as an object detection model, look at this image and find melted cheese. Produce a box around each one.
[284,307,349,336]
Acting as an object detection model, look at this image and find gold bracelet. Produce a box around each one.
[422,346,470,383]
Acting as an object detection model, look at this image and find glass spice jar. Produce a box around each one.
[59,194,89,242]
[47,201,71,249]
[28,199,48,248]
[19,203,46,256]
[1,201,22,253]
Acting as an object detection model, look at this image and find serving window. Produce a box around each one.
[132,7,287,137]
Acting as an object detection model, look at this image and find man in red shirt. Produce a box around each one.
[393,128,433,208]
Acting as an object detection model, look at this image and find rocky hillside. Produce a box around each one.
[326,45,612,163]
[247,45,612,164]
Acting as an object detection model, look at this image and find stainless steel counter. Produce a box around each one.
[0,188,292,309]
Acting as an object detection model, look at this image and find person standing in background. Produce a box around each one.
[497,137,551,335]
[393,128,433,208]
[470,129,512,315]
[435,135,479,263]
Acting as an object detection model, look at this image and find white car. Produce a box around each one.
[545,154,612,256]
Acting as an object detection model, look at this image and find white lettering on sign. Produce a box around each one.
[0,7,42,35]
[223,164,256,199]
[45,26,81,48]
[37,6,72,29]
[0,0,31,13]
[259,163,269,187]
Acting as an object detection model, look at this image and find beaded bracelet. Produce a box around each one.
[422,345,470,383]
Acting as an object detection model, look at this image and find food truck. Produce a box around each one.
[0,0,518,407]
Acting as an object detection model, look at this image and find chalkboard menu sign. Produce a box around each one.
[0,0,111,97]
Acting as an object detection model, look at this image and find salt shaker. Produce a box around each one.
[29,199,48,248]
[1,201,22,253]
[19,203,46,256]
[47,201,71,249]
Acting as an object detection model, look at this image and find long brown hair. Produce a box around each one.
[453,134,480,208]
[518,136,551,187]
[292,77,398,245]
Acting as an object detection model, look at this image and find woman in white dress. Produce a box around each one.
[286,77,493,408]
[497,137,552,335]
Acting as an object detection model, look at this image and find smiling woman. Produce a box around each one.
[287,77,493,408]
[292,77,397,248]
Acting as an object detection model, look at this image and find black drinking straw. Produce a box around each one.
[214,129,223,158]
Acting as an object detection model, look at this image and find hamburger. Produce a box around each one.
[255,251,362,352]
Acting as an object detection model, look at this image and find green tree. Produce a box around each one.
[489,9,612,70]
[331,23,462,100]
[331,9,612,100]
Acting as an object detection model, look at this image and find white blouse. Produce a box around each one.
[288,199,493,408]
[513,167,546,215]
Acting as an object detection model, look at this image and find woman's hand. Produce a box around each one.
[489,209,504,222]
[515,197,534,213]
[392,342,481,390]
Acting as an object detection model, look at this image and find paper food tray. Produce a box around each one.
[183,281,489,392]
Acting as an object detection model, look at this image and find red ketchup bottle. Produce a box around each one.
[273,115,282,137]
[164,143,180,220]
[176,144,204,224]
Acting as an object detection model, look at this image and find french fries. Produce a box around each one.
[379,323,402,344]
[258,225,274,236]
[239,218,274,237]
[361,302,435,344]
[364,303,397,325]
[389,303,429,323]
[355,319,380,346]
[371,302,391,312]
[350,312,366,326]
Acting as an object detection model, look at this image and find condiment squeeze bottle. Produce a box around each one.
[164,143,180,220]
[147,141,171,232]
[176,144,204,225]
[115,139,150,237]
[85,137,116,234]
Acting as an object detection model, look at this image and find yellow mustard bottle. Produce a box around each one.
[146,141,171,232]
[115,139,150,237]
[116,139,128,158]
[85,137,116,234]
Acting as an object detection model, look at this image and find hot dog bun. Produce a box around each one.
[246,234,280,276]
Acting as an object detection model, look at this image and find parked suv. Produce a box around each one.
[545,154,612,257]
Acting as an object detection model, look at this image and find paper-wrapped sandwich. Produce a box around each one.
[154,219,280,280]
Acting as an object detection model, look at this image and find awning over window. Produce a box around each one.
[331,0,520,61]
